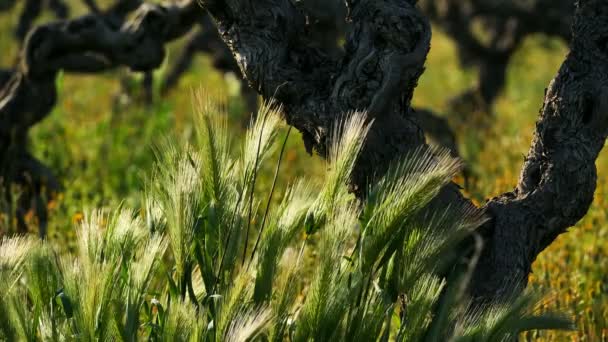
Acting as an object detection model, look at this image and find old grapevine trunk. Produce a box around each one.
[0,0,204,235]
[0,0,605,302]
[472,1,608,298]
[201,0,608,301]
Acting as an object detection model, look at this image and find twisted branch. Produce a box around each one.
[0,0,205,234]
[1,0,606,305]
[204,0,608,302]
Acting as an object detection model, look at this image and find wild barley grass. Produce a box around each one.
[0,7,598,337]
[0,101,574,341]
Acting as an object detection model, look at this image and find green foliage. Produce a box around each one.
[0,102,572,341]
[0,5,598,337]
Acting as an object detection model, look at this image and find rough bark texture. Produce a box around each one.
[1,0,606,304]
[160,0,348,116]
[1,0,203,147]
[156,0,462,158]
[202,0,608,302]
[207,0,434,196]
[0,0,204,234]
[472,0,608,299]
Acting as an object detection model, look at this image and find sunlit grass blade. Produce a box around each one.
[270,249,303,342]
[344,289,393,342]
[253,180,315,303]
[392,205,486,295]
[122,234,168,339]
[193,92,232,204]
[249,126,293,268]
[224,306,273,342]
[241,100,283,265]
[294,205,359,341]
[23,243,61,316]
[359,147,462,271]
[104,208,148,261]
[0,90,580,341]
[455,292,574,341]
[150,142,203,291]
[162,299,207,341]
[241,100,283,184]
[60,256,121,341]
[0,235,38,289]
[310,111,372,225]
[395,274,445,341]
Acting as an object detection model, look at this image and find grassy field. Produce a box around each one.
[0,2,606,340]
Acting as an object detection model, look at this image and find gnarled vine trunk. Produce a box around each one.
[201,0,608,301]
[0,0,606,304]
[0,0,203,234]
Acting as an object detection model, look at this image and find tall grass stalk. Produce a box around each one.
[0,98,573,341]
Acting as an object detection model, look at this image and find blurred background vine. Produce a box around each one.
[0,1,606,340]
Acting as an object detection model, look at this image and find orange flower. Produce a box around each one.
[72,212,84,225]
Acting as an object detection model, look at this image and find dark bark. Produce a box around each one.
[0,69,12,88]
[160,14,248,98]
[0,0,605,305]
[207,0,433,196]
[471,0,608,299]
[412,108,461,160]
[203,0,608,302]
[82,0,101,13]
[14,0,71,41]
[157,0,462,160]
[160,0,347,115]
[157,0,573,162]
[0,0,205,235]
[0,0,130,42]
[1,0,203,146]
[0,0,15,12]
[15,0,44,41]
[143,71,154,106]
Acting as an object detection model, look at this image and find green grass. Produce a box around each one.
[0,107,573,341]
[0,2,607,340]
[415,31,608,341]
